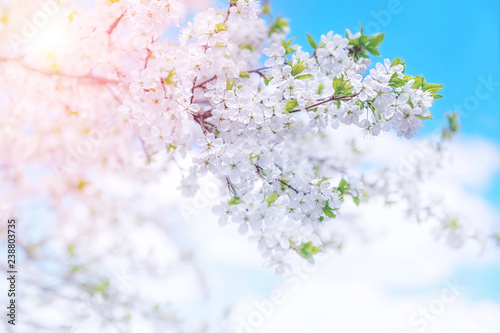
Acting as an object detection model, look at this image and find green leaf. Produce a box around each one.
[226,77,234,90]
[317,83,324,95]
[347,30,384,62]
[316,177,330,186]
[167,144,177,153]
[215,22,228,32]
[239,71,250,78]
[77,180,87,191]
[163,69,177,87]
[332,75,354,97]
[367,33,384,48]
[295,74,313,80]
[352,196,360,206]
[239,44,254,52]
[422,83,444,94]
[411,75,425,89]
[446,112,460,133]
[266,192,279,206]
[297,241,322,264]
[228,196,242,205]
[389,72,409,88]
[269,15,288,36]
[291,63,306,76]
[322,200,336,219]
[338,178,348,191]
[281,37,297,55]
[408,96,414,108]
[416,114,433,120]
[262,4,271,15]
[301,242,321,255]
[306,33,318,50]
[92,281,110,295]
[390,57,406,73]
[284,100,298,112]
[366,46,380,56]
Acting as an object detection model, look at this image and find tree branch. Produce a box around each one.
[0,57,119,85]
[107,12,125,35]
[194,75,217,89]
[226,176,240,199]
[288,93,359,113]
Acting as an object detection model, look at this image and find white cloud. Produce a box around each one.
[179,132,500,332]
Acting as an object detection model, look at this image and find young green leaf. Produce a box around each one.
[366,46,380,56]
[295,74,314,80]
[297,241,322,264]
[322,200,336,219]
[215,22,228,32]
[284,100,299,112]
[389,72,409,88]
[226,77,234,90]
[306,33,318,50]
[332,75,354,97]
[367,33,384,48]
[411,75,425,89]
[416,114,433,120]
[338,178,348,191]
[358,22,364,35]
[291,63,306,76]
[228,196,242,205]
[266,192,279,206]
[281,37,297,55]
[317,83,325,95]
[423,83,444,94]
[390,57,406,73]
[269,15,288,36]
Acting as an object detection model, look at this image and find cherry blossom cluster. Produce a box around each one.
[135,2,442,272]
[0,0,450,275]
[2,1,497,332]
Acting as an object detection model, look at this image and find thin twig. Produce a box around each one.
[0,57,118,85]
[255,164,300,194]
[248,66,270,73]
[288,93,359,113]
[107,12,125,35]
[194,75,217,89]
[226,176,240,199]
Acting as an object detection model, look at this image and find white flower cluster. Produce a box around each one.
[117,1,443,273]
[0,0,445,274]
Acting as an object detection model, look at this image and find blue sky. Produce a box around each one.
[267,0,500,306]
[270,0,499,139]
[269,0,500,204]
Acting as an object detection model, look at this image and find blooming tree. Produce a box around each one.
[0,0,497,330]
